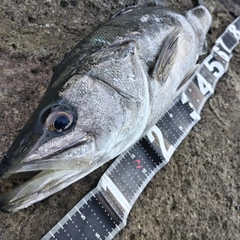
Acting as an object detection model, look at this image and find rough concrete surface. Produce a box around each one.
[0,0,239,239]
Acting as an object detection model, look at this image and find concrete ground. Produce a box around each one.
[0,0,239,239]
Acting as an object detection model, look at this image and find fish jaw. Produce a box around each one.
[0,170,90,212]
[0,127,100,213]
[0,134,96,178]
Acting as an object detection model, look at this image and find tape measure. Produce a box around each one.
[41,16,240,240]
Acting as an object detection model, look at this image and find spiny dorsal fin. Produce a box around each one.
[152,29,180,85]
[111,6,139,19]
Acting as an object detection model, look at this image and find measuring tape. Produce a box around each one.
[41,16,240,240]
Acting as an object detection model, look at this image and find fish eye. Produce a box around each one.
[45,109,74,132]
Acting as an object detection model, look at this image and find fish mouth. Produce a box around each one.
[0,135,96,213]
[0,169,91,213]
[0,133,95,178]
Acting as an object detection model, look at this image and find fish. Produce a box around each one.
[0,4,212,212]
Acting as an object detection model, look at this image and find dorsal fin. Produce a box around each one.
[111,6,139,19]
[152,29,180,85]
[111,1,168,20]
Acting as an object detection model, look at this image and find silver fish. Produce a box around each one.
[0,5,211,212]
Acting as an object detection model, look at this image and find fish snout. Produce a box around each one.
[0,136,39,179]
[0,152,21,179]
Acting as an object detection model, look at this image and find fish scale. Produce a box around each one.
[41,16,240,240]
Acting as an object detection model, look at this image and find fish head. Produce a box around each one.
[0,69,129,211]
[0,72,127,179]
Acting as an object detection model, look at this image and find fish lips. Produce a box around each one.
[0,169,89,213]
[0,134,94,178]
[0,127,95,213]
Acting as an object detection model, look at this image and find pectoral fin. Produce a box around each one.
[152,29,180,85]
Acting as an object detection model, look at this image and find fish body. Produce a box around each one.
[0,5,211,212]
